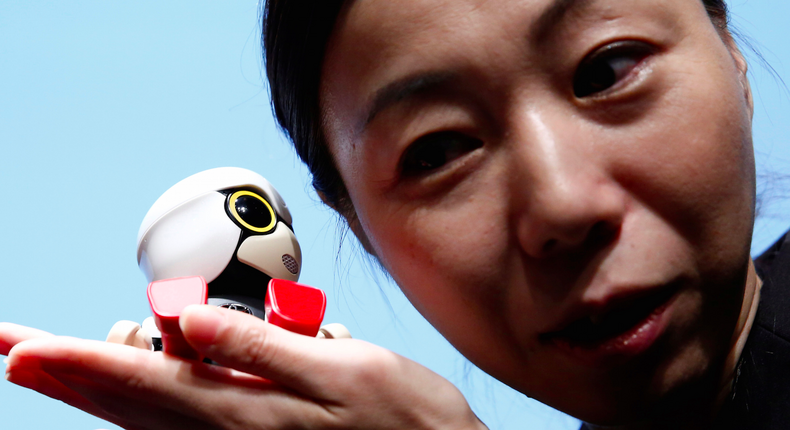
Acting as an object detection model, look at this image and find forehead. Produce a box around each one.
[320,0,697,140]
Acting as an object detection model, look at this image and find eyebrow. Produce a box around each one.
[532,0,589,41]
[360,0,589,131]
[360,71,455,131]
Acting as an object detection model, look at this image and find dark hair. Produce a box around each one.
[703,0,729,31]
[262,0,730,218]
[262,1,349,215]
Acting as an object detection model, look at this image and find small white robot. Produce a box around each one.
[107,167,349,355]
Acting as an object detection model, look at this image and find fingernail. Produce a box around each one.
[181,305,226,345]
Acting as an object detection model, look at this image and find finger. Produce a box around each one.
[180,305,361,398]
[4,368,154,430]
[4,362,158,430]
[5,366,103,417]
[50,371,217,430]
[0,323,54,355]
[6,336,161,424]
[50,368,334,430]
[8,337,227,429]
[7,336,327,428]
[9,336,277,391]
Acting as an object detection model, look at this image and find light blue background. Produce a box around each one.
[1,1,788,429]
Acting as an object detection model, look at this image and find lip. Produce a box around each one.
[540,282,681,367]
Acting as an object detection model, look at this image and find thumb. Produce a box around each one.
[179,305,336,396]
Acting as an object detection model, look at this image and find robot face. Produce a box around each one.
[217,187,302,285]
[137,168,302,290]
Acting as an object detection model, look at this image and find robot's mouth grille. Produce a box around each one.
[282,254,299,275]
[219,303,253,315]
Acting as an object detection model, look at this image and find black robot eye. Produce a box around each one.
[228,190,276,233]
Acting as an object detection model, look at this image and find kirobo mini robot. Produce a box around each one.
[107,167,349,358]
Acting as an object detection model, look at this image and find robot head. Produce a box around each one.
[137,167,301,305]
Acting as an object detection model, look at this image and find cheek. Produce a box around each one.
[355,170,541,357]
[366,174,511,307]
[610,54,754,266]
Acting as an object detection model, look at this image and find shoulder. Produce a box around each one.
[718,230,790,429]
[754,231,790,343]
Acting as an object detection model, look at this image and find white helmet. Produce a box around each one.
[137,167,301,315]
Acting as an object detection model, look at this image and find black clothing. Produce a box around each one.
[580,233,790,430]
[716,233,790,428]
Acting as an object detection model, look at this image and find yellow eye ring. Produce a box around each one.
[228,190,277,233]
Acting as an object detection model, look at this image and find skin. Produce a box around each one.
[1,310,487,430]
[0,0,762,429]
[321,0,758,426]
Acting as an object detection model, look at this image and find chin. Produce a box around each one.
[545,279,746,426]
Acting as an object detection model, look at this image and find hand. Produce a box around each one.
[1,307,488,430]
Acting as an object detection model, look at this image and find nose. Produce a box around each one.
[511,110,625,259]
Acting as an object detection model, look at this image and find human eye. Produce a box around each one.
[573,41,656,98]
[400,131,483,177]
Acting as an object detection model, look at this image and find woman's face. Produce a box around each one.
[321,0,755,423]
